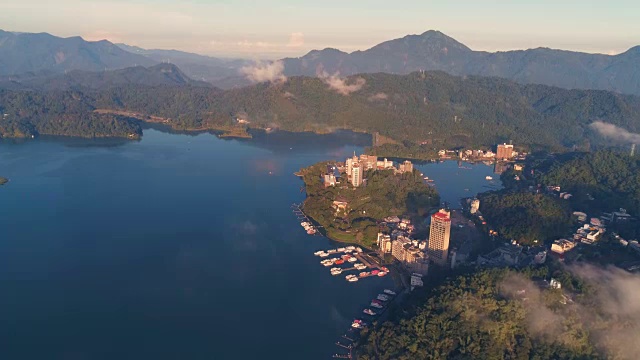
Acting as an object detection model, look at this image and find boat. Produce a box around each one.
[348,257,358,263]
[356,247,363,253]
[371,269,380,276]
[345,246,356,251]
[378,271,387,277]
[377,294,390,301]
[327,249,337,254]
[423,176,429,180]
[330,268,343,275]
[485,176,493,180]
[319,253,329,258]
[337,247,346,252]
[301,222,310,227]
[351,322,363,329]
[314,251,324,256]
[354,264,367,270]
[334,259,345,265]
[370,302,383,309]
[341,255,351,260]
[381,267,389,272]
[363,309,377,316]
[321,260,333,266]
[330,257,341,263]
[359,272,370,278]
[307,229,316,235]
[347,277,359,282]
[384,289,396,296]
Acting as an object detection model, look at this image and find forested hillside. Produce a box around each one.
[358,266,638,360]
[2,71,640,149]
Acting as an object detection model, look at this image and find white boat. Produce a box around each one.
[319,253,329,258]
[347,277,359,282]
[351,322,363,329]
[485,176,493,180]
[321,260,333,267]
[346,246,356,251]
[377,294,390,301]
[331,269,343,275]
[384,289,396,296]
[337,247,346,252]
[363,309,377,316]
[314,251,324,256]
[356,247,363,253]
[348,257,358,263]
[327,249,337,254]
[301,222,310,227]
[370,302,383,309]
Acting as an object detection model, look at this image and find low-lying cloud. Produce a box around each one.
[590,121,640,144]
[318,71,366,95]
[368,92,388,102]
[240,60,287,84]
[500,265,640,359]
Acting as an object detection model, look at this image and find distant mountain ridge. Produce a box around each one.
[0,29,155,75]
[0,63,212,91]
[1,29,639,95]
[116,43,251,83]
[281,30,640,95]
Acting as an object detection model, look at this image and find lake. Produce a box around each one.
[0,129,501,360]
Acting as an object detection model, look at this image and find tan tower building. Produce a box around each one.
[496,144,514,160]
[428,209,451,266]
[351,163,363,187]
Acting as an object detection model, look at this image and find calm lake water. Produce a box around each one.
[0,129,500,360]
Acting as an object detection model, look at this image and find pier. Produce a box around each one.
[292,203,322,236]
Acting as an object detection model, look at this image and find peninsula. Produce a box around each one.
[299,154,439,248]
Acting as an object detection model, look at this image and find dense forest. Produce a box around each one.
[527,150,640,238]
[358,266,637,360]
[478,192,573,245]
[2,71,640,150]
[301,162,439,247]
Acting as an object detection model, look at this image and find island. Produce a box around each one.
[0,177,7,185]
[299,154,439,248]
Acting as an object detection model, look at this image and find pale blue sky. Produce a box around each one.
[1,0,638,58]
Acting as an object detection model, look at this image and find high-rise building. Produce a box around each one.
[399,160,414,173]
[359,154,377,170]
[496,143,514,160]
[428,209,451,266]
[377,233,392,253]
[351,163,363,187]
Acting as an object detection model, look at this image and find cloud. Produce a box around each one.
[287,32,305,48]
[318,71,366,96]
[368,92,388,102]
[500,265,640,360]
[240,60,287,84]
[590,121,640,144]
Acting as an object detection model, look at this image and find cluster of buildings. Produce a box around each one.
[377,209,453,275]
[334,153,414,188]
[551,208,638,259]
[551,212,608,258]
[437,143,520,162]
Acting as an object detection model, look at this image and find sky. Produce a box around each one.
[1,0,639,59]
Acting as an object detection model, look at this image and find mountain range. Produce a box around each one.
[1,29,638,95]
[0,63,211,91]
[281,31,640,96]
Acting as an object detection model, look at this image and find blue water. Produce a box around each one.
[0,130,499,359]
[415,161,503,207]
